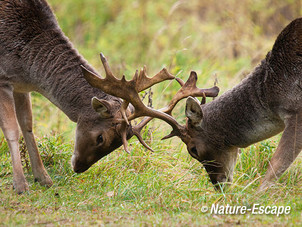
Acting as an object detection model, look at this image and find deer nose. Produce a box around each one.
[71,155,89,173]
[217,175,227,183]
[212,174,233,191]
[209,174,226,185]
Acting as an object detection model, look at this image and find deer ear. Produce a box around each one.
[185,96,203,127]
[91,97,113,118]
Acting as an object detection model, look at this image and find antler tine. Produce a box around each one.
[120,122,130,154]
[100,53,115,79]
[181,71,219,97]
[132,129,155,152]
[175,77,185,86]
[121,101,130,125]
[159,71,219,115]
[136,66,175,92]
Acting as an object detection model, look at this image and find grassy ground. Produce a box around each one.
[1,135,301,226]
[1,0,302,226]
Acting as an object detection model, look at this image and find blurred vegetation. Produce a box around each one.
[49,0,301,72]
[0,0,302,226]
[29,0,302,138]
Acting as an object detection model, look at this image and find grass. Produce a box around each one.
[1,0,302,226]
[1,134,301,226]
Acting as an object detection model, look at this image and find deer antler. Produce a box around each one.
[132,71,219,142]
[83,53,219,152]
[83,53,175,121]
[84,53,174,94]
[82,53,178,152]
[158,71,219,115]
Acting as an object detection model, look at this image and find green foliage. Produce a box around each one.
[1,0,302,226]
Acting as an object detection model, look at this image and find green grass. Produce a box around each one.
[1,0,302,226]
[1,135,301,226]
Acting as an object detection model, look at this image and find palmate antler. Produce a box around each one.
[132,71,219,143]
[82,53,179,152]
[82,53,219,152]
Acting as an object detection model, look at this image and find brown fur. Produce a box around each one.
[185,18,302,190]
[0,0,129,193]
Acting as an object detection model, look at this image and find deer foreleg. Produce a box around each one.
[0,85,28,194]
[13,92,53,187]
[259,113,302,190]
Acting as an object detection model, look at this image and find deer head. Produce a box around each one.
[159,74,236,188]
[184,96,239,188]
[72,53,175,173]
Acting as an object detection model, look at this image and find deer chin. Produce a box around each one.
[72,162,90,173]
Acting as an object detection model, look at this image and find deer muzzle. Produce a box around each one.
[71,154,90,173]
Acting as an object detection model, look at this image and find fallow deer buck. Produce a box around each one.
[84,18,302,190]
[0,0,216,194]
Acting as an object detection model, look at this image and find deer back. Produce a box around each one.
[0,0,139,173]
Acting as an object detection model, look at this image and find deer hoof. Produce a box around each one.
[35,175,53,188]
[13,181,29,194]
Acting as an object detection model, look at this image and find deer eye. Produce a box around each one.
[190,147,198,156]
[96,134,104,145]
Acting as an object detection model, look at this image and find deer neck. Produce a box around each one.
[202,58,285,148]
[20,30,121,122]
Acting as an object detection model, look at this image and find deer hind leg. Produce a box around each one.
[0,84,28,194]
[13,92,53,187]
[259,113,302,190]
